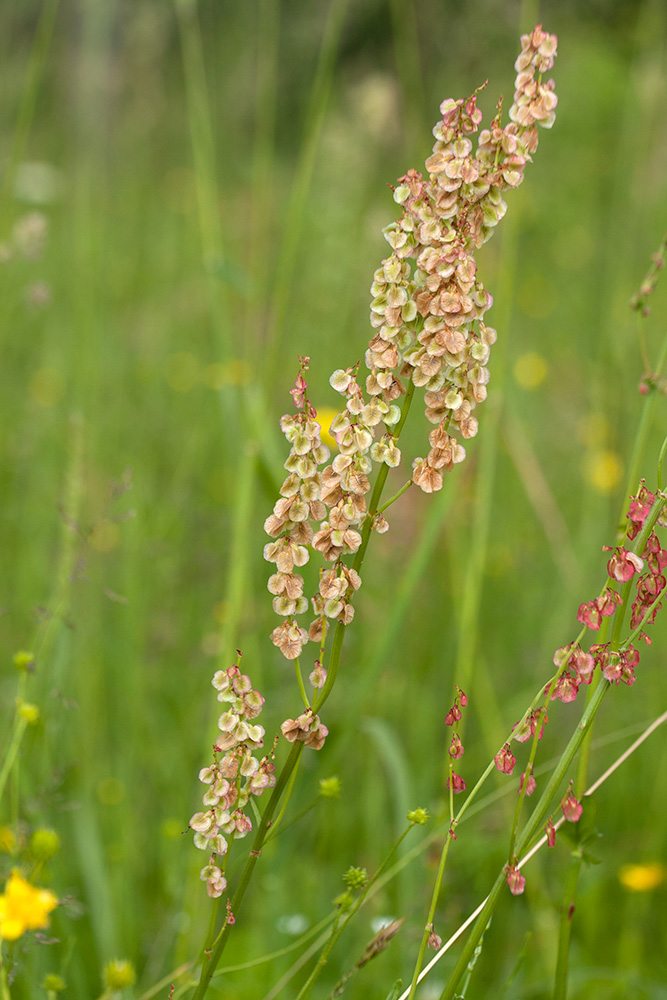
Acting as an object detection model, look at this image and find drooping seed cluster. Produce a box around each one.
[264,27,558,690]
[265,361,330,663]
[366,24,558,494]
[189,660,276,897]
[266,359,375,672]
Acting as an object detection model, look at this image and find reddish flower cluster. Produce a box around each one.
[494,743,516,775]
[549,643,595,703]
[445,687,468,794]
[626,486,667,628]
[512,707,547,743]
[190,658,276,897]
[576,588,621,631]
[559,486,667,700]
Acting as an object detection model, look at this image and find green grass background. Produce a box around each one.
[1,0,667,996]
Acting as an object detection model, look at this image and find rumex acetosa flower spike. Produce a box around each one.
[189,654,276,897]
[365,27,558,496]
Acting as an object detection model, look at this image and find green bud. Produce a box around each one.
[343,866,368,890]
[30,828,61,861]
[42,974,66,993]
[103,960,136,991]
[13,651,35,672]
[407,808,429,826]
[18,702,40,724]
[319,776,341,799]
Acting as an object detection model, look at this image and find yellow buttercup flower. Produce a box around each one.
[0,870,58,940]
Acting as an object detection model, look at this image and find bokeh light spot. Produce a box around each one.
[619,862,666,892]
[203,360,252,389]
[576,413,609,449]
[513,352,548,389]
[583,450,623,494]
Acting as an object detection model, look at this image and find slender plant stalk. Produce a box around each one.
[295,823,415,1000]
[407,831,454,999]
[552,848,582,1000]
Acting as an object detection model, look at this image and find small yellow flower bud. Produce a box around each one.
[407,807,429,826]
[319,776,341,799]
[18,702,40,724]
[13,651,35,672]
[42,973,66,993]
[30,828,61,861]
[103,959,136,991]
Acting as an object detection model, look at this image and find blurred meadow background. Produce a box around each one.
[2,0,667,996]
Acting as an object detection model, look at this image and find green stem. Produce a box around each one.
[262,759,303,844]
[657,432,667,491]
[550,468,666,998]
[407,831,454,999]
[377,479,414,515]
[350,379,417,577]
[294,657,310,709]
[0,716,28,805]
[263,792,321,844]
[552,848,583,1000]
